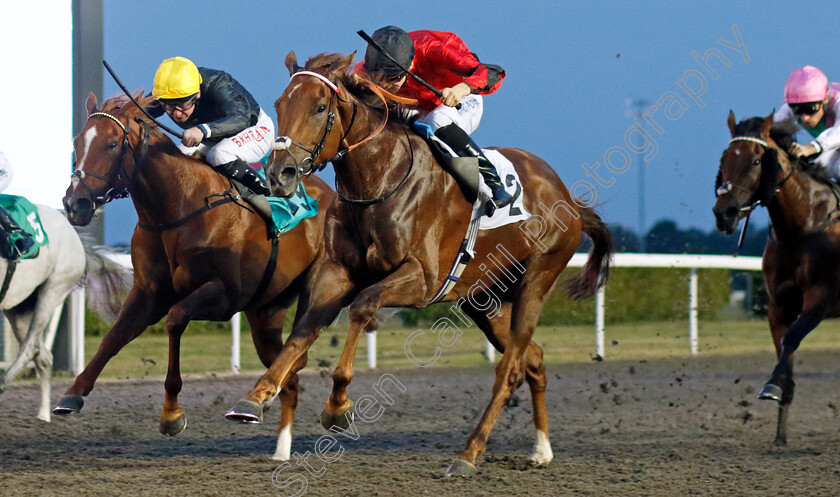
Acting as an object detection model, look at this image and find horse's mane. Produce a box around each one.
[734,116,797,152]
[98,93,182,153]
[302,52,410,122]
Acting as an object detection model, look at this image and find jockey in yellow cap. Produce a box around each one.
[151,56,274,196]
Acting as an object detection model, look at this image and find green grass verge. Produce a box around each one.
[73,318,840,380]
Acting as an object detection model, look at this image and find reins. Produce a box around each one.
[720,133,840,240]
[77,111,244,232]
[273,71,417,205]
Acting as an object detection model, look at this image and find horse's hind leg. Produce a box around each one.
[460,301,553,468]
[447,260,563,477]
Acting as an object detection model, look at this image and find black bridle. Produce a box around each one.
[715,135,792,214]
[272,71,351,179]
[71,112,150,207]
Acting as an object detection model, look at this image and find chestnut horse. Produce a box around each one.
[58,93,335,460]
[713,111,840,445]
[226,52,613,476]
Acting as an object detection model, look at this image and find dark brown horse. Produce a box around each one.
[226,52,613,476]
[58,93,335,460]
[713,111,840,445]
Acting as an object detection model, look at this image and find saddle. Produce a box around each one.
[0,195,45,260]
[411,121,480,204]
[231,175,320,238]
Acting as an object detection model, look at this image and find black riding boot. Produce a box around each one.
[434,124,513,216]
[0,206,34,256]
[215,158,271,196]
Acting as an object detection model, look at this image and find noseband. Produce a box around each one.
[72,112,150,206]
[271,71,397,181]
[271,71,346,179]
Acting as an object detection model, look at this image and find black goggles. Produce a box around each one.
[790,101,822,116]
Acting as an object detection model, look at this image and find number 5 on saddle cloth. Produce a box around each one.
[0,195,48,260]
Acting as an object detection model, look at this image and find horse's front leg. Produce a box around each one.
[321,258,427,431]
[0,288,67,399]
[761,296,797,446]
[54,288,167,415]
[160,279,232,436]
[227,261,356,423]
[758,287,828,444]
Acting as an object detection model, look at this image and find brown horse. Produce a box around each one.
[58,93,335,460]
[226,52,613,476]
[713,111,840,445]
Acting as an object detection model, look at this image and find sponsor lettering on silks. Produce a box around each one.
[232,126,272,147]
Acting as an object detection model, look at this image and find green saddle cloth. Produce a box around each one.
[0,194,49,259]
[267,181,319,235]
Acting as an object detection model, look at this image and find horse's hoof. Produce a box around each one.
[445,458,477,477]
[773,436,787,447]
[320,405,353,432]
[758,383,782,402]
[160,413,188,436]
[53,395,84,415]
[225,399,264,423]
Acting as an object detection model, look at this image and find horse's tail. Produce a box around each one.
[79,239,132,324]
[565,205,613,301]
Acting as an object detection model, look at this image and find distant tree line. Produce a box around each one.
[582,219,769,256]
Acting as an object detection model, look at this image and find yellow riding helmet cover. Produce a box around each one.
[153,56,202,100]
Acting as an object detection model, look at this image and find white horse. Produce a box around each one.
[0,203,129,421]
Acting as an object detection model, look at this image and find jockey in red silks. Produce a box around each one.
[774,65,840,180]
[355,26,513,214]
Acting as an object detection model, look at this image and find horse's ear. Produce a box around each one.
[86,92,99,115]
[331,51,356,80]
[727,110,736,137]
[285,51,300,76]
[761,113,774,138]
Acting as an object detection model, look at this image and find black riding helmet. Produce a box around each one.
[363,26,415,76]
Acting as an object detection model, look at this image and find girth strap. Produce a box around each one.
[0,258,19,305]
[246,234,280,308]
[138,195,238,232]
[429,215,481,304]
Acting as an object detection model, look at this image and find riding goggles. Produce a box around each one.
[790,101,822,116]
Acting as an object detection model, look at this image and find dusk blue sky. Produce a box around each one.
[98,1,838,246]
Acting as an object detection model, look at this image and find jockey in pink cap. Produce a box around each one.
[774,65,840,179]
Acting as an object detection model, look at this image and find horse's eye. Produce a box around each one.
[753,158,761,166]
[108,140,119,149]
[316,104,327,113]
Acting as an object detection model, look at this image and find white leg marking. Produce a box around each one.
[272,424,292,461]
[529,430,553,466]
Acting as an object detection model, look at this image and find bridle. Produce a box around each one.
[271,70,414,204]
[716,135,792,214]
[271,71,355,178]
[71,111,150,207]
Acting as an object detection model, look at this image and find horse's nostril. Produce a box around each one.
[725,207,738,219]
[280,167,296,183]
